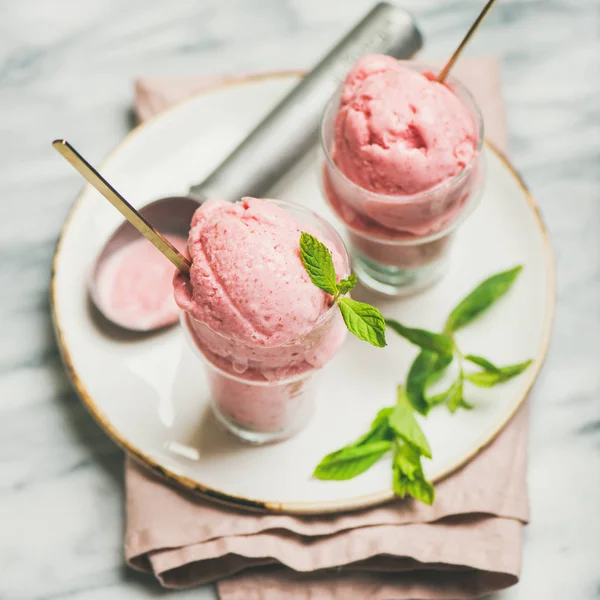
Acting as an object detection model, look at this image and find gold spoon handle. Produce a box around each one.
[437,0,500,83]
[53,139,191,274]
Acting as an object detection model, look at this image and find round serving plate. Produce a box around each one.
[51,73,554,514]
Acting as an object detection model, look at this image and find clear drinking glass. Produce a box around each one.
[182,313,322,444]
[180,200,350,444]
[320,61,485,296]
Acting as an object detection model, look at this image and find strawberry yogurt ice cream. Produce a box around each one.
[175,198,349,441]
[321,55,484,295]
[334,54,477,200]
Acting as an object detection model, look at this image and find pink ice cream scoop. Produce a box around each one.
[174,198,348,378]
[324,55,482,239]
[334,54,477,196]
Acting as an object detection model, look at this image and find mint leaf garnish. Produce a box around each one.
[355,407,395,445]
[312,396,434,505]
[299,233,385,347]
[464,354,500,372]
[393,442,421,480]
[389,266,531,415]
[386,319,453,357]
[406,350,452,415]
[338,298,387,348]
[446,377,465,413]
[393,442,435,506]
[309,259,531,506]
[457,397,475,411]
[466,359,533,387]
[312,407,395,481]
[445,266,523,333]
[427,377,463,411]
[336,273,358,296]
[313,440,392,480]
[388,387,431,458]
[299,232,338,296]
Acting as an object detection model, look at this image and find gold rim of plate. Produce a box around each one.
[50,72,556,514]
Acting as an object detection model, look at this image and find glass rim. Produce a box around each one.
[180,312,316,386]
[319,59,485,203]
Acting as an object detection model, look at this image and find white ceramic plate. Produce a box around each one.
[51,73,554,514]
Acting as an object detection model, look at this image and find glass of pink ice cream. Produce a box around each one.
[174,197,349,444]
[321,55,484,296]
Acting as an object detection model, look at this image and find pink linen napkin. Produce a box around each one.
[126,58,527,599]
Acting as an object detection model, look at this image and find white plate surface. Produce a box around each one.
[52,74,554,513]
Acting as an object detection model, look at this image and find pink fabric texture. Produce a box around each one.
[126,58,526,599]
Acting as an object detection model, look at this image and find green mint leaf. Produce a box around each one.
[313,440,392,480]
[370,406,394,430]
[392,472,410,497]
[464,354,500,372]
[444,266,523,333]
[458,397,475,410]
[406,350,453,415]
[355,407,395,445]
[336,273,358,296]
[500,360,533,376]
[299,232,338,296]
[388,387,432,458]
[386,319,453,357]
[466,359,533,388]
[338,297,387,347]
[427,377,462,409]
[446,378,465,413]
[313,406,395,481]
[394,472,435,505]
[429,353,454,384]
[392,443,435,505]
[393,443,421,480]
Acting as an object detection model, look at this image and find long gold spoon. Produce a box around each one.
[437,0,500,83]
[52,139,191,274]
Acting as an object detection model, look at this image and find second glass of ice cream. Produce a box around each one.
[321,55,485,296]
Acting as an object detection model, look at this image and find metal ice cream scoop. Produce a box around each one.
[187,2,422,202]
[87,2,422,332]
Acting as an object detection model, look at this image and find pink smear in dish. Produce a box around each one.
[96,234,188,331]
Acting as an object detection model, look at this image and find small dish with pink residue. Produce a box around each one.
[90,197,198,332]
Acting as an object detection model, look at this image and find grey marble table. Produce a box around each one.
[1,0,598,598]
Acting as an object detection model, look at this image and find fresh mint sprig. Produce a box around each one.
[387,266,533,416]
[465,359,533,387]
[311,265,532,505]
[313,386,434,505]
[299,232,386,348]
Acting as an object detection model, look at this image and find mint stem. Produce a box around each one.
[451,338,465,380]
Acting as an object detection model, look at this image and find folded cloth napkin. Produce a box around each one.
[126,58,527,599]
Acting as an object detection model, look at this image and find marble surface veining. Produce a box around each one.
[1,0,599,598]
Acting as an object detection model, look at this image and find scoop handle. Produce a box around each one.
[189,2,422,202]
